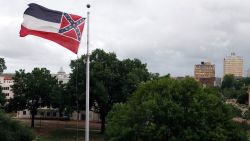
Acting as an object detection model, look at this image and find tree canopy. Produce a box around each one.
[221,75,249,104]
[0,58,6,74]
[0,86,6,107]
[9,68,58,128]
[106,77,248,141]
[221,74,236,90]
[68,49,154,133]
[0,58,6,107]
[50,81,69,117]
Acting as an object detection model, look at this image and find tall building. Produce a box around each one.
[224,52,243,77]
[194,61,215,86]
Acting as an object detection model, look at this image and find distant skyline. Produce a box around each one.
[1,0,250,77]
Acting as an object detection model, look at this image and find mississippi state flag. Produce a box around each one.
[20,3,85,54]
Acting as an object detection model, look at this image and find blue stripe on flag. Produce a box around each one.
[24,3,62,23]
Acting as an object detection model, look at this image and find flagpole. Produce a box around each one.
[85,4,90,141]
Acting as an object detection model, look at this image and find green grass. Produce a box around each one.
[35,129,104,141]
[36,135,55,141]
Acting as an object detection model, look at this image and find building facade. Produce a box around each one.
[194,61,215,86]
[52,67,69,84]
[0,74,14,102]
[224,53,243,77]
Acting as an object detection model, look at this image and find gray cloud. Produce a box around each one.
[1,0,250,77]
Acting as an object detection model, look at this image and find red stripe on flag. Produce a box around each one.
[20,25,80,54]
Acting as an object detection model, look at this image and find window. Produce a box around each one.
[53,112,57,117]
[47,112,50,117]
[3,87,9,90]
[23,111,26,115]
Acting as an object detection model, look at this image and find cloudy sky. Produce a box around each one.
[1,0,250,77]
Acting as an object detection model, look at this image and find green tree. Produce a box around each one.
[221,74,245,90]
[223,88,240,99]
[221,74,235,90]
[68,49,152,133]
[0,57,6,74]
[243,77,250,85]
[237,92,248,105]
[0,58,6,107]
[0,86,6,107]
[66,55,88,118]
[50,81,68,117]
[9,68,58,128]
[243,108,250,120]
[221,75,248,100]
[106,77,248,141]
[226,104,242,117]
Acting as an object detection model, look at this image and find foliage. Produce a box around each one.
[68,49,154,133]
[0,58,6,107]
[221,75,249,104]
[0,86,6,107]
[106,77,248,141]
[226,104,242,117]
[237,92,248,105]
[0,111,34,141]
[243,108,250,120]
[223,88,241,99]
[221,74,245,90]
[221,75,235,89]
[49,81,68,116]
[0,57,6,74]
[8,68,58,128]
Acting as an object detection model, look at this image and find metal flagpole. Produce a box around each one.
[85,4,90,141]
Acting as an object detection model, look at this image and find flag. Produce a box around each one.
[20,3,85,54]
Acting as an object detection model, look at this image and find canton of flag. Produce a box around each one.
[20,3,85,54]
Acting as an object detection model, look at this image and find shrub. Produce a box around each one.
[0,111,34,141]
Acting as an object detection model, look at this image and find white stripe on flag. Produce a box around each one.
[22,14,61,33]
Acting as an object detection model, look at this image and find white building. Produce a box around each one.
[52,67,69,84]
[0,74,14,102]
[224,52,243,77]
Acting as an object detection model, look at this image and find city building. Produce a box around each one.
[52,67,69,84]
[224,52,243,77]
[194,61,215,86]
[0,74,14,103]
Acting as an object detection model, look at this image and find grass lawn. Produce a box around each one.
[35,129,104,141]
[15,119,104,141]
